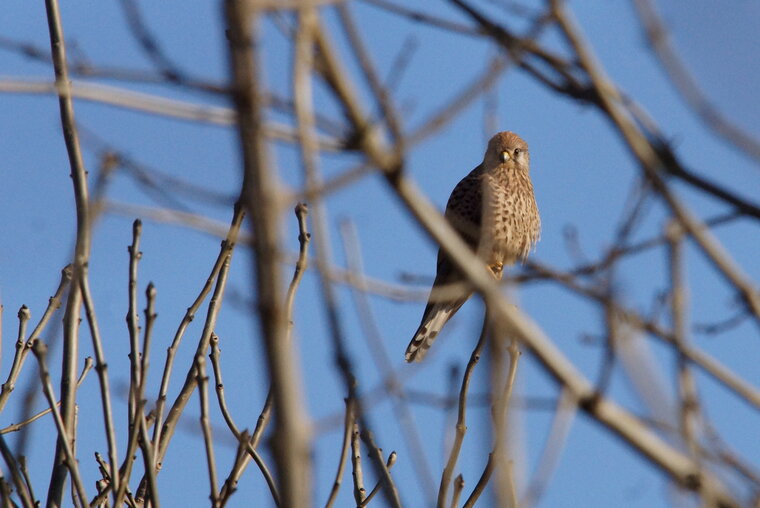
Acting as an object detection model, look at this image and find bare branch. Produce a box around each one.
[336,3,403,145]
[325,400,353,508]
[360,451,397,507]
[351,419,366,506]
[42,0,94,500]
[150,204,243,469]
[339,220,436,500]
[218,203,309,505]
[666,221,715,503]
[0,435,34,508]
[0,266,71,413]
[18,457,38,508]
[550,0,760,331]
[136,399,161,508]
[210,336,280,507]
[30,341,88,508]
[0,79,343,150]
[127,219,143,422]
[450,475,464,508]
[0,358,93,436]
[225,1,312,505]
[195,355,220,508]
[361,0,478,35]
[79,258,122,504]
[370,101,742,506]
[438,315,490,508]
[632,0,760,163]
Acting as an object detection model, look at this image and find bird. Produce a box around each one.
[405,131,540,362]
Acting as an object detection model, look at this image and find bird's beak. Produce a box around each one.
[499,151,511,163]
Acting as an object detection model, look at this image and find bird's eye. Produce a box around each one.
[514,148,521,156]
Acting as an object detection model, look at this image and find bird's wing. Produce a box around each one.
[405,166,483,362]
[425,164,485,312]
[444,164,483,248]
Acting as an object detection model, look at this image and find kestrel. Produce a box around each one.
[405,131,540,362]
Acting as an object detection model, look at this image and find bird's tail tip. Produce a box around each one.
[404,326,439,363]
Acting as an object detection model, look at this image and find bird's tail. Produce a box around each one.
[405,300,465,362]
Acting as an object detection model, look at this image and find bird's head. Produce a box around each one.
[484,131,530,172]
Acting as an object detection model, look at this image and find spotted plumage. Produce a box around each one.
[405,132,540,362]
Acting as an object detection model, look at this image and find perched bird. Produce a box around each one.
[405,131,541,362]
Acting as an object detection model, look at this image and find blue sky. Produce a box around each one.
[1,1,759,507]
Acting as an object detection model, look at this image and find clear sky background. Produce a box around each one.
[1,1,759,507]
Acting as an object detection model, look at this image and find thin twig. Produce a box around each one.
[92,452,116,507]
[18,457,38,507]
[209,335,280,506]
[666,221,714,504]
[360,431,402,507]
[217,204,310,505]
[0,35,224,93]
[360,451,397,507]
[0,78,343,149]
[153,254,233,473]
[127,219,143,422]
[242,439,280,507]
[106,199,433,303]
[0,266,71,412]
[550,0,760,329]
[114,222,149,507]
[140,282,156,409]
[308,18,403,507]
[351,419,366,506]
[195,355,220,508]
[408,56,509,147]
[325,399,354,508]
[285,203,311,327]
[0,435,34,508]
[523,260,760,412]
[79,262,122,504]
[466,330,522,507]
[339,220,436,501]
[438,316,490,508]
[136,399,161,508]
[218,437,248,507]
[137,233,239,502]
[1,357,93,435]
[515,211,741,283]
[632,0,760,163]
[118,0,190,84]
[150,204,243,467]
[336,3,403,145]
[31,341,88,508]
[463,454,493,508]
[361,0,477,35]
[15,307,30,362]
[450,475,464,508]
[208,335,241,438]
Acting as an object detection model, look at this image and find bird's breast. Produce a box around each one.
[480,174,540,265]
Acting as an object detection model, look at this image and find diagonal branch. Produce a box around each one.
[632,0,760,164]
